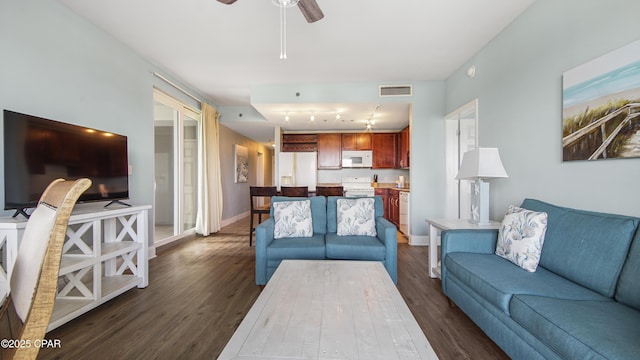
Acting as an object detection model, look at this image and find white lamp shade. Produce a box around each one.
[456,148,508,180]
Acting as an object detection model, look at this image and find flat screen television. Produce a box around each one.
[3,110,129,217]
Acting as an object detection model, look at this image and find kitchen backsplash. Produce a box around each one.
[318,168,410,185]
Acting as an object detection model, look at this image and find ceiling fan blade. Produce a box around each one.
[217,0,238,4]
[298,0,324,23]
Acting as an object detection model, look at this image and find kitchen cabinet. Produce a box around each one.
[372,133,397,169]
[397,125,410,169]
[281,133,318,152]
[374,188,389,221]
[389,189,400,226]
[341,133,372,151]
[317,133,342,169]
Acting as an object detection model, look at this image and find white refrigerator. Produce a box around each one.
[278,152,317,191]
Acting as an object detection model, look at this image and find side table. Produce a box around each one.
[426,218,501,278]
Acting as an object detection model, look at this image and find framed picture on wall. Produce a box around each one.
[234,144,249,183]
[562,40,640,161]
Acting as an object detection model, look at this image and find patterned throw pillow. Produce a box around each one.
[273,200,313,239]
[336,198,377,236]
[495,205,548,272]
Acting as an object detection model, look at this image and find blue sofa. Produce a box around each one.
[255,195,397,285]
[441,199,640,359]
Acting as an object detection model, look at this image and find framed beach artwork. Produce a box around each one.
[234,144,249,183]
[562,40,640,161]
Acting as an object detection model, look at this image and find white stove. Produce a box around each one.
[341,177,375,197]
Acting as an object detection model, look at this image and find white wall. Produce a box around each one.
[0,0,212,245]
[446,0,640,218]
[218,124,274,222]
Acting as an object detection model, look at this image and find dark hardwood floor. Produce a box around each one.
[38,217,508,360]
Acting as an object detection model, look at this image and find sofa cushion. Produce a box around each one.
[495,205,548,272]
[271,196,327,235]
[336,197,377,236]
[510,295,640,360]
[445,252,609,315]
[266,234,326,260]
[326,196,384,233]
[521,198,639,297]
[615,228,640,310]
[325,233,385,261]
[273,200,313,239]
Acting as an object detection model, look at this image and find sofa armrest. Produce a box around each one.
[376,217,398,284]
[440,229,499,293]
[255,218,275,285]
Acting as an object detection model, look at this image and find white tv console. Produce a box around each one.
[0,204,150,331]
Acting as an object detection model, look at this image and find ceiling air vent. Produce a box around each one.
[379,85,412,97]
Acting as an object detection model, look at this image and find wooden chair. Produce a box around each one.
[0,178,91,360]
[281,186,309,197]
[250,186,277,247]
[315,186,344,197]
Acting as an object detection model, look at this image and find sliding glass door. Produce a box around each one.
[153,90,200,245]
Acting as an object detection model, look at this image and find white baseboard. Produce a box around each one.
[221,210,250,228]
[409,235,429,246]
[148,246,157,260]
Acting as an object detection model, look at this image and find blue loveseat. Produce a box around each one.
[255,195,397,285]
[441,199,640,360]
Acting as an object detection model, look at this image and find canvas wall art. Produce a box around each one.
[234,144,249,183]
[562,40,640,161]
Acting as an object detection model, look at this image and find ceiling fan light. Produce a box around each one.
[272,0,299,8]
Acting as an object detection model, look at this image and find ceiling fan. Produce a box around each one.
[216,0,325,23]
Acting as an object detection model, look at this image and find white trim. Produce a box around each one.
[409,234,429,246]
[153,72,202,103]
[221,211,251,228]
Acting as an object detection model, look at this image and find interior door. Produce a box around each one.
[445,99,478,219]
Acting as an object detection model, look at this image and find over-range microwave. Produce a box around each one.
[342,150,373,168]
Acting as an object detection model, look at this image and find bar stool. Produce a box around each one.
[249,186,277,246]
[280,186,309,197]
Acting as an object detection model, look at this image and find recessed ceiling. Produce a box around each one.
[254,102,410,131]
[59,0,536,143]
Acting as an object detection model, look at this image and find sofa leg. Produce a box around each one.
[447,297,457,308]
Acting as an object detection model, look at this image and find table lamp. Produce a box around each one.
[455,148,508,225]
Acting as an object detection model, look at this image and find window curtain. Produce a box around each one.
[195,102,223,235]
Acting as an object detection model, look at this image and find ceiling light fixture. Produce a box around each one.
[285,112,290,122]
[273,0,299,59]
[365,105,380,132]
[310,114,315,122]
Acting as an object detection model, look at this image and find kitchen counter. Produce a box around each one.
[374,183,410,192]
[315,183,410,192]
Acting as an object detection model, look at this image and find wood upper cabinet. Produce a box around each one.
[317,133,342,169]
[341,133,372,150]
[397,125,410,168]
[372,133,397,169]
[281,134,318,152]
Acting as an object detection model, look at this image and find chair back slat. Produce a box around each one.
[281,186,308,197]
[315,186,344,197]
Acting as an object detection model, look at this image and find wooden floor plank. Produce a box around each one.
[38,217,508,360]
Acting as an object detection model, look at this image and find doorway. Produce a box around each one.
[153,90,200,245]
[445,99,478,219]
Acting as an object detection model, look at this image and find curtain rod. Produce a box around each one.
[152,72,202,103]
